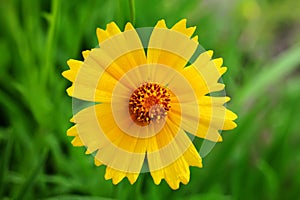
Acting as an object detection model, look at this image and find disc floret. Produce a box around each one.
[129,83,171,126]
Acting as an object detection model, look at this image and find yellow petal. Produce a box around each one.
[225,109,238,120]
[67,59,82,70]
[96,28,109,44]
[104,167,139,185]
[65,22,146,102]
[64,53,114,102]
[223,120,237,130]
[82,50,91,59]
[155,19,167,28]
[191,50,214,70]
[62,70,77,83]
[180,64,210,97]
[191,35,198,43]
[106,22,121,36]
[102,49,147,82]
[197,97,237,140]
[172,108,223,142]
[66,84,112,103]
[219,67,228,75]
[147,119,194,180]
[198,96,230,106]
[124,22,134,31]
[62,59,83,82]
[171,96,235,142]
[95,23,147,80]
[66,85,74,97]
[105,167,126,184]
[94,158,102,166]
[212,58,223,68]
[85,149,92,154]
[67,125,78,136]
[95,103,147,153]
[96,22,121,44]
[73,104,146,174]
[182,144,202,168]
[150,144,202,190]
[126,173,139,184]
[222,110,238,130]
[180,51,227,97]
[71,136,84,147]
[147,20,198,71]
[171,19,196,37]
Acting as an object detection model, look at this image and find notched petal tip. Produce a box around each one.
[222,109,238,130]
[219,67,228,75]
[64,60,82,81]
[191,35,198,42]
[218,135,223,142]
[106,21,118,28]
[225,96,231,103]
[178,18,187,24]
[227,109,238,120]
[223,120,238,130]
[125,22,134,31]
[172,18,187,29]
[106,21,121,35]
[207,50,214,58]
[61,70,69,79]
[206,83,225,94]
[62,69,79,82]
[171,19,196,37]
[155,19,167,28]
[82,50,91,59]
[126,173,139,185]
[70,117,75,123]
[85,149,92,154]
[96,27,108,43]
[168,181,180,190]
[213,58,223,68]
[150,170,163,185]
[67,59,82,69]
[231,121,238,128]
[96,27,103,34]
[67,125,78,136]
[71,136,84,146]
[150,145,201,190]
[104,167,126,185]
[66,85,74,97]
[94,158,102,166]
[186,26,196,35]
[153,178,162,185]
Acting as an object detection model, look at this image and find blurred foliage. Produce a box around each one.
[1,0,300,199]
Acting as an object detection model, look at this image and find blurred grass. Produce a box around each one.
[1,0,300,199]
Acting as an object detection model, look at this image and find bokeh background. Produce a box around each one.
[1,0,300,199]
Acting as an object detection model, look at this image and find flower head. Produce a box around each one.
[62,19,237,190]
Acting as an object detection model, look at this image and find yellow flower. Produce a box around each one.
[62,19,237,190]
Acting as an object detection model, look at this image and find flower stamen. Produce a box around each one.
[129,83,171,126]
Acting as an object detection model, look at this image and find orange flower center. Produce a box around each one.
[129,83,171,126]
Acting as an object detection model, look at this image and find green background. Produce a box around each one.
[1,0,300,199]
